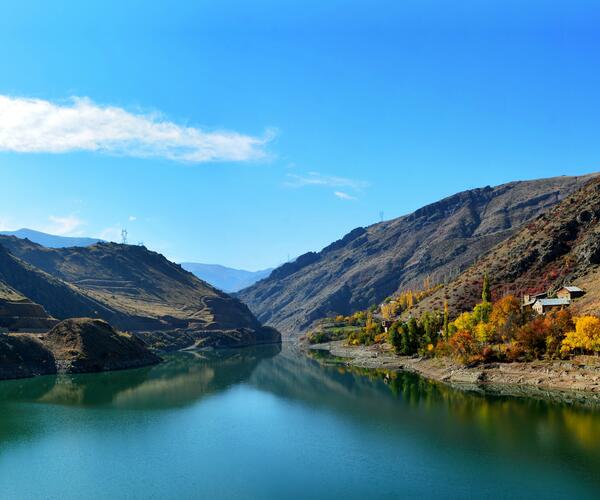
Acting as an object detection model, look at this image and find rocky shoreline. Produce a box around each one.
[310,340,600,406]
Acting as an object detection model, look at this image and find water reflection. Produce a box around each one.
[0,342,599,490]
[252,347,600,486]
[0,344,282,410]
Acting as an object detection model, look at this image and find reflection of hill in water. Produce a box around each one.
[0,344,282,411]
[250,346,600,481]
[1,343,600,486]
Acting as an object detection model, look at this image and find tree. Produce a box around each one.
[421,311,441,347]
[452,311,475,334]
[489,295,521,342]
[400,318,421,355]
[516,317,550,358]
[473,301,493,324]
[449,331,480,365]
[381,301,399,321]
[545,309,574,357]
[388,322,402,354]
[443,300,450,341]
[482,272,491,303]
[561,316,600,355]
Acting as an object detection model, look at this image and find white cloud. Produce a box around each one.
[97,225,121,242]
[284,172,368,190]
[128,215,137,221]
[0,95,272,163]
[44,215,85,235]
[334,191,357,201]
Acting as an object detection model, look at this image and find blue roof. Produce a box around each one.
[536,298,570,306]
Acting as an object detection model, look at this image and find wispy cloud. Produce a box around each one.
[284,172,369,190]
[128,215,137,222]
[284,171,368,200]
[0,95,272,163]
[334,191,357,201]
[44,215,85,236]
[97,225,122,242]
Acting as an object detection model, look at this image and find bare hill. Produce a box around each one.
[413,176,600,317]
[238,174,596,335]
[0,238,279,348]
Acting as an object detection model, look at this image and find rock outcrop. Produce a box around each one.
[43,318,161,374]
[0,334,57,380]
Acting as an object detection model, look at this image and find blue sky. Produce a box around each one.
[0,1,599,270]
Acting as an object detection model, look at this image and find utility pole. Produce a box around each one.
[121,229,128,245]
[379,211,384,223]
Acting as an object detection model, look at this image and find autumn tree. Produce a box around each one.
[489,295,521,342]
[561,316,600,355]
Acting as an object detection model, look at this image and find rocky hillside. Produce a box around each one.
[238,174,596,335]
[413,176,600,317]
[44,318,161,373]
[0,238,280,348]
[0,318,161,381]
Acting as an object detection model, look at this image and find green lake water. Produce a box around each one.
[1,344,599,499]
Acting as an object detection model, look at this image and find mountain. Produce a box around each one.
[0,228,103,248]
[237,174,596,335]
[0,236,280,348]
[180,263,273,292]
[411,175,600,317]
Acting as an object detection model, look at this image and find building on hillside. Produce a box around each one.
[532,297,571,315]
[522,292,548,309]
[556,286,585,301]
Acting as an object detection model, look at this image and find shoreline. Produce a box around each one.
[309,340,600,406]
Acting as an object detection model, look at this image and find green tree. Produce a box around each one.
[443,300,450,340]
[473,301,493,324]
[482,272,491,303]
[388,322,402,354]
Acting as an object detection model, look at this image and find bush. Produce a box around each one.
[448,331,481,365]
[516,317,550,359]
[505,341,525,362]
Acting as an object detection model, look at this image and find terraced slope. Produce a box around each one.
[0,238,279,348]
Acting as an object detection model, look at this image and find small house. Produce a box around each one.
[532,298,570,315]
[556,286,585,301]
[522,292,548,309]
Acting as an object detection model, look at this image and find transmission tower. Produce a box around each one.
[121,229,128,245]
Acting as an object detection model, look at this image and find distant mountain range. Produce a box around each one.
[0,228,103,248]
[180,263,273,293]
[237,174,597,335]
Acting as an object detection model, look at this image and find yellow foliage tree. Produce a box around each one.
[381,301,399,321]
[452,312,475,334]
[489,295,521,341]
[561,316,600,355]
[474,322,494,343]
[365,312,377,333]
